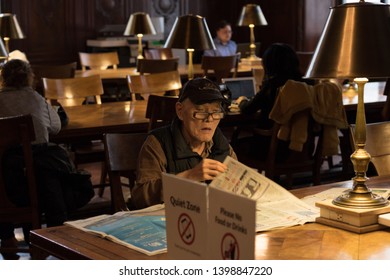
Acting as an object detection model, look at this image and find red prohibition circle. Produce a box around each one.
[221,232,239,260]
[177,213,195,245]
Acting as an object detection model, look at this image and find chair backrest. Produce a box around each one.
[146,95,179,131]
[136,57,179,75]
[201,54,238,82]
[253,112,323,188]
[0,115,40,229]
[144,48,173,59]
[127,70,182,99]
[79,52,119,71]
[43,75,104,106]
[31,62,77,95]
[350,122,390,176]
[104,133,148,212]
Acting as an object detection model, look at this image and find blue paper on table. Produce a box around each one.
[85,215,166,255]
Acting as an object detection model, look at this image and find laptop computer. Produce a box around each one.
[221,77,257,101]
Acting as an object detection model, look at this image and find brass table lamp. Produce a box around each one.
[164,14,215,80]
[124,12,156,60]
[305,1,390,232]
[237,4,267,65]
[0,13,25,54]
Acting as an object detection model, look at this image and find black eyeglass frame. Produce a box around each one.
[192,111,225,120]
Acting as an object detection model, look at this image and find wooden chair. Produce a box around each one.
[0,115,40,256]
[127,70,182,100]
[79,51,127,101]
[136,57,179,75]
[146,95,179,131]
[103,133,148,212]
[78,52,119,70]
[201,54,238,83]
[43,75,103,107]
[350,122,390,176]
[144,48,173,59]
[234,112,324,189]
[43,75,107,194]
[31,62,77,96]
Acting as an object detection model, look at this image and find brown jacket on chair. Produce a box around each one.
[270,79,348,155]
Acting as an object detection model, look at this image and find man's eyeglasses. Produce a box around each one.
[193,111,224,120]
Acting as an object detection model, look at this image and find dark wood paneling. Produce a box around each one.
[0,0,332,65]
[200,0,333,54]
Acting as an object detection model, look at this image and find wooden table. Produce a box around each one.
[30,175,390,260]
[75,63,262,80]
[50,100,254,143]
[51,101,148,143]
[51,81,387,143]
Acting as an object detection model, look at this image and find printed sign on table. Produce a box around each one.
[162,173,208,260]
[208,186,256,259]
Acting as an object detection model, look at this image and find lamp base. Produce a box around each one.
[315,199,390,233]
[315,217,386,233]
[240,56,262,66]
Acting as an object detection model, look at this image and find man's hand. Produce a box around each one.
[177,159,227,181]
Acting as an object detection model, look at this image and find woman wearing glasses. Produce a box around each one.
[132,78,237,209]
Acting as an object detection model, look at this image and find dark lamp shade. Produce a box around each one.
[123,12,156,36]
[237,4,268,26]
[0,13,25,39]
[164,14,215,50]
[305,2,390,79]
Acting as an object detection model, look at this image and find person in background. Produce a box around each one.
[235,43,304,160]
[0,59,93,259]
[0,59,61,143]
[132,77,237,209]
[238,43,303,130]
[203,20,237,57]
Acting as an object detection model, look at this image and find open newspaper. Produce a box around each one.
[210,157,390,232]
[65,204,166,256]
[210,156,320,232]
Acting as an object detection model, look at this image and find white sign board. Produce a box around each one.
[208,186,256,260]
[162,173,208,260]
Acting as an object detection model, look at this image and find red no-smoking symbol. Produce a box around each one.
[177,213,195,245]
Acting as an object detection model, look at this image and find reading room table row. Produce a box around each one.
[74,63,263,80]
[29,174,390,260]
[50,100,254,143]
[50,81,387,144]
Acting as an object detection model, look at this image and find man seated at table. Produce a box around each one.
[203,20,237,57]
[131,77,237,209]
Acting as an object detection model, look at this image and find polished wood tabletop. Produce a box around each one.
[51,101,148,143]
[30,175,390,260]
[75,63,263,79]
[51,100,254,143]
